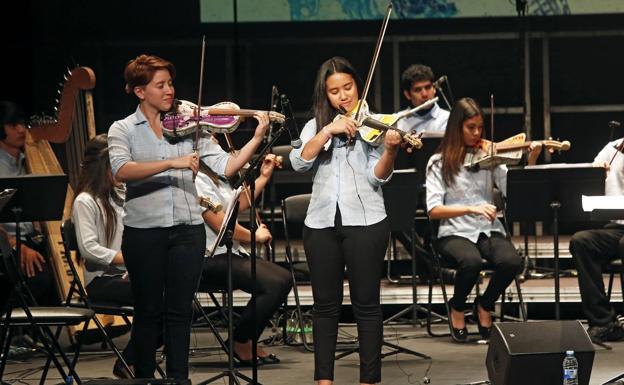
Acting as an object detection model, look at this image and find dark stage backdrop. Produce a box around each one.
[6,0,624,170]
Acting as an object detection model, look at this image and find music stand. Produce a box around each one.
[198,187,259,385]
[506,165,605,320]
[0,175,68,279]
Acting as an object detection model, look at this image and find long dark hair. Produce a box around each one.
[437,97,483,186]
[73,134,122,246]
[311,56,363,132]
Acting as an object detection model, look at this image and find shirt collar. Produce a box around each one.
[132,105,148,126]
[0,147,25,169]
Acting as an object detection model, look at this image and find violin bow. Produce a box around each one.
[354,2,392,123]
[193,35,207,182]
[608,138,624,167]
[490,94,497,211]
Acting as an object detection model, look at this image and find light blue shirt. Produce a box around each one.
[289,118,391,229]
[426,153,507,242]
[108,106,231,228]
[0,148,35,237]
[397,103,449,134]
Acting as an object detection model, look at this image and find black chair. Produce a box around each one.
[425,193,527,342]
[60,219,166,378]
[0,234,94,384]
[281,193,314,351]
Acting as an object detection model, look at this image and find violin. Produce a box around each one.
[161,99,285,139]
[335,99,423,149]
[464,133,571,169]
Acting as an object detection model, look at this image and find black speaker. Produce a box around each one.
[85,380,190,385]
[486,320,595,385]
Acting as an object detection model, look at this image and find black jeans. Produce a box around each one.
[437,232,522,312]
[122,224,205,380]
[201,253,292,342]
[303,215,389,384]
[569,224,624,327]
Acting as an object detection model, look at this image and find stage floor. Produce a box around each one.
[3,323,623,384]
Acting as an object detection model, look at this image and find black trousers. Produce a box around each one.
[437,232,522,312]
[201,253,292,343]
[303,215,389,384]
[122,224,205,380]
[569,224,624,327]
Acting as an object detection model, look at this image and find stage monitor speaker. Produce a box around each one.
[85,379,190,385]
[486,320,595,385]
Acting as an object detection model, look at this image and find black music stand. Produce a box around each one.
[0,175,68,276]
[198,187,259,385]
[506,165,605,320]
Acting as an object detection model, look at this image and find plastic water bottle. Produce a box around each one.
[563,350,578,385]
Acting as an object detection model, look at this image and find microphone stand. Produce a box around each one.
[228,122,288,384]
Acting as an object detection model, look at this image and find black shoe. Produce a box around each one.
[112,358,133,379]
[258,353,280,365]
[449,307,468,343]
[588,322,624,343]
[473,299,492,340]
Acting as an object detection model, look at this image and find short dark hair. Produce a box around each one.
[400,64,435,92]
[124,54,176,94]
[0,101,26,140]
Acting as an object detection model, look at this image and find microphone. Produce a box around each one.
[433,75,447,88]
[280,94,302,149]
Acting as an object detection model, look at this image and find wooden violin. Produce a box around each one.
[464,133,571,169]
[162,99,285,138]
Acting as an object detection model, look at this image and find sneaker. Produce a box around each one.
[588,321,624,343]
[112,358,134,379]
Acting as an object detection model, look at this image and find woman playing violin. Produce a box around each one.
[107,54,269,379]
[426,97,540,342]
[290,56,401,385]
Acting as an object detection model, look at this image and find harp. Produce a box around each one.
[26,67,125,339]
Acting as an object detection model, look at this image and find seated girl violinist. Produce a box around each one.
[425,97,542,342]
[195,154,292,366]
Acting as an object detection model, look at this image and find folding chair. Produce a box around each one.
[0,235,94,384]
[60,219,166,378]
[425,190,527,342]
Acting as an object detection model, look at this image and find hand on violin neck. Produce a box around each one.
[469,203,497,222]
[252,111,270,140]
[527,142,543,166]
[383,130,402,153]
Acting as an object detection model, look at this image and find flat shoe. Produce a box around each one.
[259,353,280,365]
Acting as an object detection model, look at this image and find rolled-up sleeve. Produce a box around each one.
[289,119,319,172]
[425,157,445,213]
[367,144,392,187]
[72,197,118,268]
[198,135,230,177]
[108,121,132,178]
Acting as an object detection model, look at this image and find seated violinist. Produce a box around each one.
[195,153,291,366]
[425,97,541,342]
[396,64,449,134]
[568,138,624,343]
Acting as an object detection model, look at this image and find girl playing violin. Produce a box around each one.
[107,54,269,379]
[426,97,540,342]
[290,56,401,385]
[195,153,291,366]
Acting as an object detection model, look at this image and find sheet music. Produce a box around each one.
[525,162,595,169]
[207,186,242,257]
[582,195,624,212]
